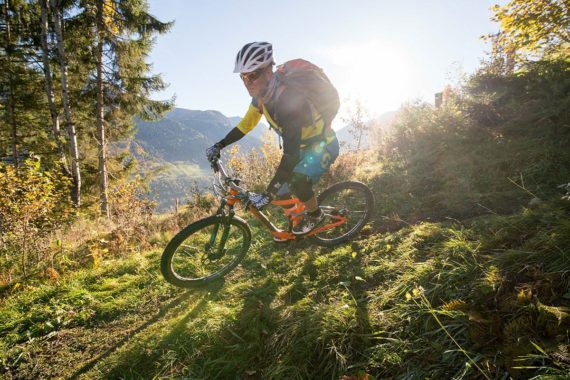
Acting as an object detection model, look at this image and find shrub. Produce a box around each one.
[366,60,570,223]
[106,176,157,256]
[0,158,72,281]
[227,131,281,192]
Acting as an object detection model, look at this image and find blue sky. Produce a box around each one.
[147,0,503,126]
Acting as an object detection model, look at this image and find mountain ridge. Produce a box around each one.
[133,107,264,210]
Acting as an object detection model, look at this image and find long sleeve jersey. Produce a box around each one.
[219,85,331,194]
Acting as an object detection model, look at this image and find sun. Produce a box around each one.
[321,41,414,118]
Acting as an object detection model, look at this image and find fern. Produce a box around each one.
[552,344,570,365]
[503,315,533,343]
[537,301,570,324]
[442,299,468,312]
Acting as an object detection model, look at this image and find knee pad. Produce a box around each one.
[289,173,314,202]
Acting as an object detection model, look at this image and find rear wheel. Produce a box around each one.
[312,181,374,247]
[161,215,251,288]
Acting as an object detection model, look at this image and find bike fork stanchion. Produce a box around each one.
[207,223,220,252]
[206,199,233,254]
[216,209,234,256]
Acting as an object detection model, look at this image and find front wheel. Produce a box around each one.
[161,215,251,288]
[312,181,375,247]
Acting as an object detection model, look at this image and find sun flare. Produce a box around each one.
[322,41,414,118]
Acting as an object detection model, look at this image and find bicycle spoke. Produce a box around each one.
[313,182,374,246]
[166,219,249,283]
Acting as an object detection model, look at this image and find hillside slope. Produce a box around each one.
[133,108,265,211]
[1,59,569,380]
[135,108,263,168]
[0,200,568,379]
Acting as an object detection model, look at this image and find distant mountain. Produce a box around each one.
[336,111,397,149]
[133,107,266,211]
[136,108,262,168]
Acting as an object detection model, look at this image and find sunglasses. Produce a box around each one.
[240,68,266,83]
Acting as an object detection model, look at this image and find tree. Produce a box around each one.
[50,0,82,206]
[480,32,517,75]
[1,0,172,219]
[90,0,173,217]
[1,0,49,168]
[2,0,21,167]
[39,0,70,176]
[95,0,109,217]
[491,0,570,59]
[343,100,370,150]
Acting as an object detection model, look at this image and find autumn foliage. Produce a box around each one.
[0,159,72,281]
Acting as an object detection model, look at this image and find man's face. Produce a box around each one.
[241,66,272,98]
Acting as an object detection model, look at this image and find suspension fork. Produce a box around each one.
[216,208,234,255]
[208,200,234,256]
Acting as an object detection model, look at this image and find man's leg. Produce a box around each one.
[289,173,324,235]
[274,182,292,199]
[303,195,319,214]
[289,135,340,235]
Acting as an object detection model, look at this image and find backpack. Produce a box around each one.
[273,59,340,128]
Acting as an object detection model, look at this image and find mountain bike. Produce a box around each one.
[161,158,374,288]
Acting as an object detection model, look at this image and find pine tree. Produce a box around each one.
[91,0,173,216]
[1,0,172,217]
[94,0,109,217]
[39,0,70,176]
[2,0,20,167]
[49,0,81,206]
[1,0,50,168]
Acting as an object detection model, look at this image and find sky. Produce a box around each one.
[146,0,504,127]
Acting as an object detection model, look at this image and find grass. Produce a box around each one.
[1,200,569,379]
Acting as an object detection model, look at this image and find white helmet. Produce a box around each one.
[233,42,274,73]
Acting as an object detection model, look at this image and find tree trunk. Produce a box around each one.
[40,0,70,177]
[50,0,81,207]
[96,0,110,218]
[4,0,18,169]
[8,88,18,167]
[356,130,362,150]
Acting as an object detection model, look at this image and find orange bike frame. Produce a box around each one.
[224,192,348,241]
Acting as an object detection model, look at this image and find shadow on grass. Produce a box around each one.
[69,280,224,379]
[87,241,376,378]
[183,276,281,378]
[350,245,373,371]
[106,276,281,378]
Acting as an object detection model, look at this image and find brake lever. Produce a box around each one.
[225,177,241,186]
[241,191,252,209]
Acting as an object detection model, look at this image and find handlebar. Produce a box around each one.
[210,157,247,198]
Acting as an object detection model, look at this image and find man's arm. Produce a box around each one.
[218,127,245,148]
[207,102,262,163]
[219,103,262,147]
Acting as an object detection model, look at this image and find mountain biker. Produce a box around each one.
[207,42,340,236]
